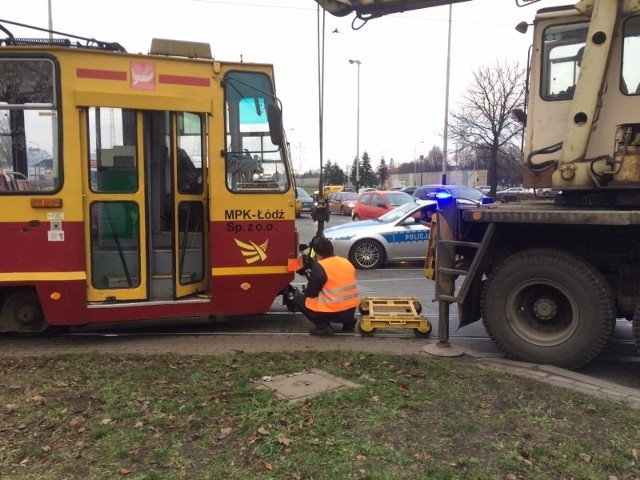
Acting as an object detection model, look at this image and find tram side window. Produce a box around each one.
[622,16,640,95]
[88,107,138,193]
[542,22,589,100]
[90,201,141,289]
[223,71,289,193]
[0,58,59,193]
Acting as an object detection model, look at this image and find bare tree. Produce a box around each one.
[0,114,11,168]
[424,146,444,172]
[498,142,524,186]
[449,60,525,196]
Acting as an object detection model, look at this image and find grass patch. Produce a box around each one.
[0,352,638,479]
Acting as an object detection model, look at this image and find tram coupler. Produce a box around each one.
[357,296,432,338]
[282,285,298,313]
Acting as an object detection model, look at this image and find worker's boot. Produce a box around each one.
[309,326,334,336]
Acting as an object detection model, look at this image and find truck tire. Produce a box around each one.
[632,306,640,355]
[480,248,614,369]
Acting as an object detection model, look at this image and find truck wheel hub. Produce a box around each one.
[533,298,557,321]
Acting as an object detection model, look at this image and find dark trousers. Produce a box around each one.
[294,292,357,330]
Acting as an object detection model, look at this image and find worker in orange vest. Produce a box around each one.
[294,237,360,336]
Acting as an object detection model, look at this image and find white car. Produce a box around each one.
[495,187,534,202]
[501,187,532,194]
[324,201,437,270]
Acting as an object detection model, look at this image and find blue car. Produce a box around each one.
[413,184,494,205]
[324,201,437,270]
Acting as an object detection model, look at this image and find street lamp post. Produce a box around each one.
[442,3,453,185]
[349,59,361,192]
[414,140,424,186]
[48,0,53,38]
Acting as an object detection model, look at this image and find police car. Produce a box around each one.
[324,201,437,270]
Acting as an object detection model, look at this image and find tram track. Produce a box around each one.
[1,319,638,389]
[31,330,490,339]
[4,323,636,355]
[45,329,640,363]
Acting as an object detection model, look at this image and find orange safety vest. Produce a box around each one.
[305,256,360,313]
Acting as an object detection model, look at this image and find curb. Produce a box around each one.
[472,356,640,410]
[0,331,638,409]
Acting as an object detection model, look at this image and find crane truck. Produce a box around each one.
[314,0,640,369]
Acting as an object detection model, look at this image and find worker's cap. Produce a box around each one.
[313,237,334,256]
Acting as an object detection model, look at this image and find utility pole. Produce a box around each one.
[349,59,361,192]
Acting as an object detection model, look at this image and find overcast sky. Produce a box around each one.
[3,0,570,173]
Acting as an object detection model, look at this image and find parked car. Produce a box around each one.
[352,190,414,221]
[495,187,535,203]
[327,191,358,216]
[413,184,494,205]
[295,187,314,217]
[476,185,506,195]
[325,201,437,270]
[400,185,418,196]
[536,187,561,198]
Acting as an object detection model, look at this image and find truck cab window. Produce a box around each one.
[622,16,640,95]
[542,22,588,100]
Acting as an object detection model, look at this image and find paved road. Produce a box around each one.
[0,213,636,409]
[296,213,640,389]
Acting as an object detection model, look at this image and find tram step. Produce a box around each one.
[104,272,197,292]
[150,272,198,299]
[153,231,203,249]
[103,276,140,289]
[152,248,204,276]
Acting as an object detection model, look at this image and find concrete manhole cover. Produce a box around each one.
[253,368,361,402]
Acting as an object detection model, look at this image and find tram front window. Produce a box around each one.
[223,71,289,193]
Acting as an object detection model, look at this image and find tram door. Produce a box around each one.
[85,108,208,302]
[147,111,208,300]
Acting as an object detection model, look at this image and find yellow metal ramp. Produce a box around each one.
[358,296,432,337]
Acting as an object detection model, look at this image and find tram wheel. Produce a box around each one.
[4,290,47,333]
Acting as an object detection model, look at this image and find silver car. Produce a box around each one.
[296,187,314,217]
[324,201,437,270]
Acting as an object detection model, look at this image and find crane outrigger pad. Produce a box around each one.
[358,296,432,337]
